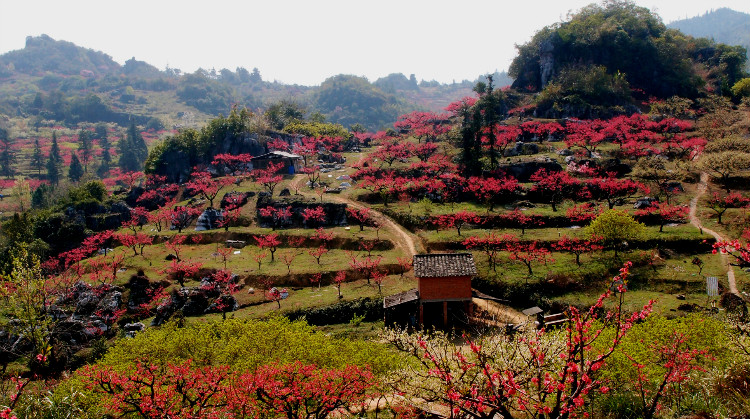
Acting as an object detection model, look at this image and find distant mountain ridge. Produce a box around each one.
[668,8,750,58]
[0,35,485,129]
[0,34,121,76]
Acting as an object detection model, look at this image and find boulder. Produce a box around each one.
[225,240,246,249]
[181,292,210,316]
[124,322,145,337]
[633,197,659,209]
[97,291,122,312]
[75,291,100,315]
[195,208,224,231]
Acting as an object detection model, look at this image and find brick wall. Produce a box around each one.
[418,276,472,301]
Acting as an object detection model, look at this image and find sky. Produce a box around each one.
[1,0,749,86]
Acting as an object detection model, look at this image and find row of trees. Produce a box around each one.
[1,121,148,184]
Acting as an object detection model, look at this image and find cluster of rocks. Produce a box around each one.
[195,208,224,231]
[504,141,539,157]
[634,197,659,209]
[152,274,241,326]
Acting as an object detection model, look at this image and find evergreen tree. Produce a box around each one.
[30,138,44,175]
[98,132,112,178]
[118,122,148,171]
[46,153,60,185]
[49,131,62,163]
[68,152,84,182]
[78,129,92,172]
[458,101,482,177]
[129,121,148,164]
[31,184,51,209]
[0,128,15,179]
[118,134,136,172]
[475,75,504,171]
[46,130,62,185]
[97,154,111,178]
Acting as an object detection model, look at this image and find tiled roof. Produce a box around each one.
[413,253,477,278]
[383,288,419,308]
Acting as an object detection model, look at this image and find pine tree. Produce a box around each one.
[47,130,62,184]
[476,75,503,171]
[68,152,84,182]
[118,134,136,172]
[129,121,148,165]
[31,184,51,209]
[78,129,92,172]
[30,138,44,175]
[118,122,148,172]
[458,102,481,177]
[97,132,112,178]
[0,128,15,179]
[46,153,60,185]
[49,131,62,163]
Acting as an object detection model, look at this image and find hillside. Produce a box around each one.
[0,35,481,131]
[3,1,750,417]
[668,7,750,63]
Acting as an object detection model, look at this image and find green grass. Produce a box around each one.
[469,247,730,314]
[186,274,416,322]
[416,223,710,245]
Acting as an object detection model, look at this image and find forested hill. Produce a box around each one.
[668,8,750,65]
[508,2,748,118]
[0,35,480,130]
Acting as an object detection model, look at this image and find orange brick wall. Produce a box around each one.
[418,276,472,301]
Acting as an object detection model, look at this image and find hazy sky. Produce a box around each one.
[1,0,748,86]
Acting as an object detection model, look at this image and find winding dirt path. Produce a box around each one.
[289,173,422,258]
[689,172,739,295]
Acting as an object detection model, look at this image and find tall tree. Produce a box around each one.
[46,152,60,185]
[68,152,84,182]
[118,122,148,172]
[97,131,112,178]
[457,99,481,177]
[49,131,61,163]
[30,138,44,175]
[475,75,503,170]
[0,127,16,179]
[78,129,92,172]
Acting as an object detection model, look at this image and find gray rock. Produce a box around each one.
[633,197,659,209]
[225,240,246,249]
[195,208,224,231]
[97,291,122,312]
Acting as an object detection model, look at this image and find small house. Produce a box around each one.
[250,151,303,174]
[384,253,477,329]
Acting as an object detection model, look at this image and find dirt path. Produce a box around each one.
[472,298,527,325]
[689,172,739,295]
[289,173,422,258]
